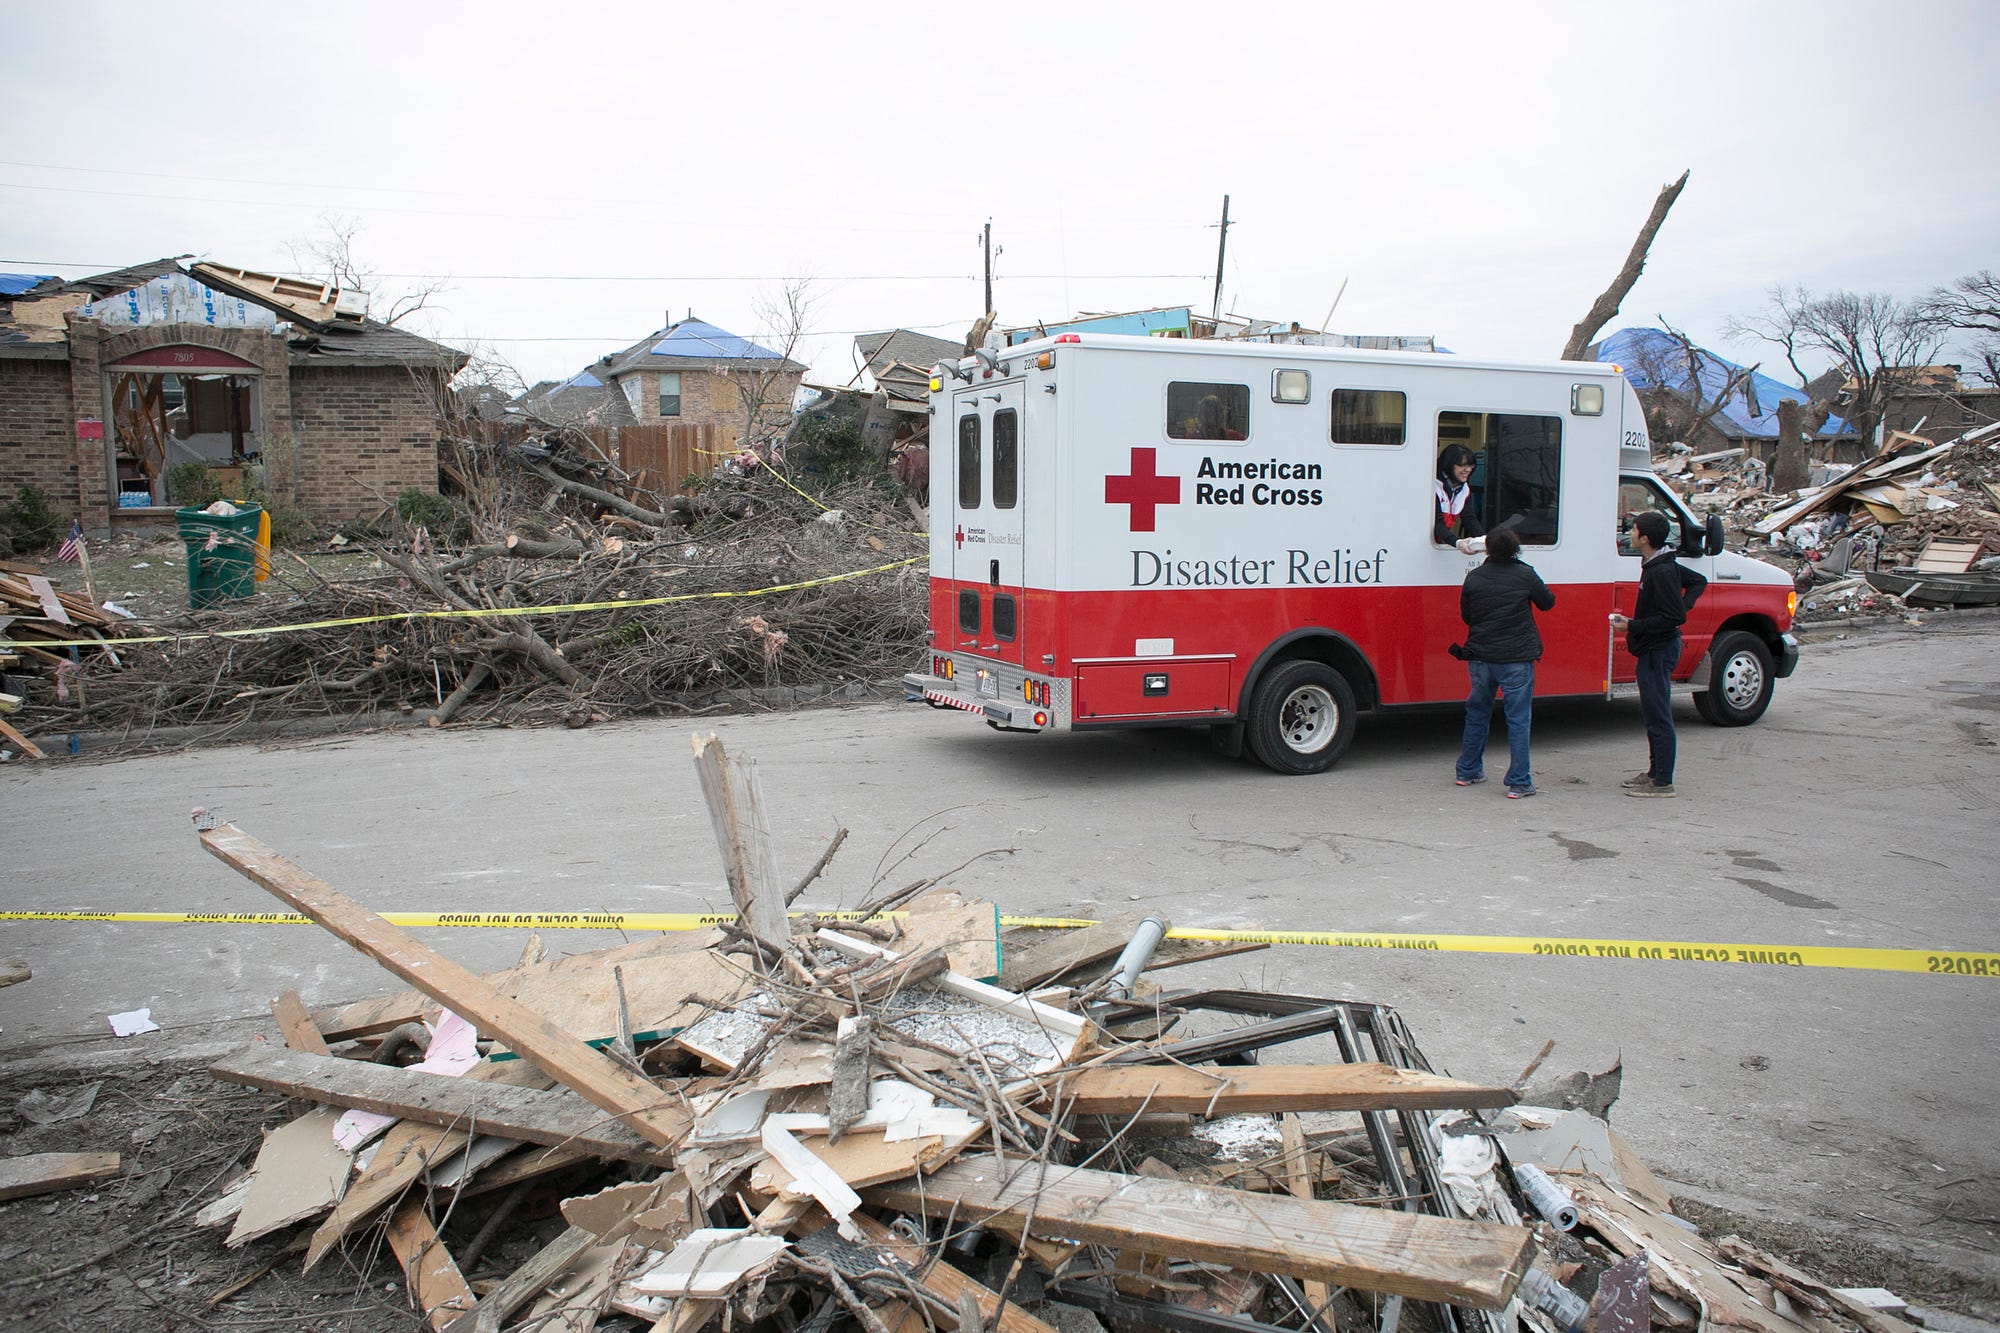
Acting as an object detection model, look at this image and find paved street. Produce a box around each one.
[4,615,1998,1273]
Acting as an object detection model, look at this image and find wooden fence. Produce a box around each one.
[458,419,719,496]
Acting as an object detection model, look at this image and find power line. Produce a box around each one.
[0,257,1208,283]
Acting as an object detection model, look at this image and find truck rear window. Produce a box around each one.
[957,415,980,508]
[1167,382,1249,441]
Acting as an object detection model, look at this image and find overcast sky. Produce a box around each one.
[4,1,1994,390]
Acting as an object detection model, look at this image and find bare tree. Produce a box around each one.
[287,211,447,327]
[1922,270,2000,386]
[734,278,817,450]
[1728,285,1944,447]
[1560,170,1690,361]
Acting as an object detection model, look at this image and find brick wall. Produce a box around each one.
[0,359,78,511]
[289,365,442,518]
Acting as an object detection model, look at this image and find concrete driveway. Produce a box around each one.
[5,614,1997,1274]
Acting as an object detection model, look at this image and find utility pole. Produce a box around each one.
[1210,195,1231,322]
[982,219,994,315]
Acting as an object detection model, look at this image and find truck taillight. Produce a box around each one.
[1021,678,1050,707]
[1055,333,1081,343]
[1787,591,1797,617]
[933,655,954,680]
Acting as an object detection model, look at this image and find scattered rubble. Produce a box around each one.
[3,738,1969,1331]
[1658,422,2000,621]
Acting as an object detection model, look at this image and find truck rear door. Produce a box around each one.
[949,380,1027,672]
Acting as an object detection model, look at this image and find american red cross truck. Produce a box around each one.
[901,333,1799,774]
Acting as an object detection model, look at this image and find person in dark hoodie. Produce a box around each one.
[1433,444,1485,548]
[1453,527,1555,798]
[1610,510,1685,797]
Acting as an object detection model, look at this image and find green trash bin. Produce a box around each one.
[177,503,264,609]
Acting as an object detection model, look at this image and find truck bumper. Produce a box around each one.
[1774,633,1800,679]
[901,672,1051,731]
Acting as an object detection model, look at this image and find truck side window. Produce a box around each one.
[1166,382,1249,441]
[1331,389,1405,446]
[1437,410,1562,545]
[992,409,1018,509]
[958,415,981,509]
[1617,481,1684,555]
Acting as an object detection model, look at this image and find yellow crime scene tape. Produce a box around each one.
[0,556,924,652]
[2,909,1992,979]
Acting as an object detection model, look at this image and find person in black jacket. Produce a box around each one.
[1434,444,1485,547]
[1454,528,1556,797]
[1611,510,1685,797]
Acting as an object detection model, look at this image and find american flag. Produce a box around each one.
[55,519,85,563]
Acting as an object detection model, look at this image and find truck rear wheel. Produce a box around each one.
[1694,631,1775,726]
[1246,661,1356,774]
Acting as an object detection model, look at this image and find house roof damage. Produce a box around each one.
[19,741,1921,1331]
[0,256,464,370]
[1590,328,1853,442]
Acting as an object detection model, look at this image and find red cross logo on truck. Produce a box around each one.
[1104,447,1181,532]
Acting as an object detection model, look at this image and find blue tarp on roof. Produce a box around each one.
[648,318,784,360]
[0,273,56,296]
[1594,328,1850,439]
[556,368,605,389]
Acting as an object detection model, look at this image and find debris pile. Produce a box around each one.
[33,739,1922,1333]
[1652,422,2000,620]
[5,439,926,749]
[0,567,132,757]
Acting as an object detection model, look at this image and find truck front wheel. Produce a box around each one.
[1694,631,1775,726]
[1246,661,1357,774]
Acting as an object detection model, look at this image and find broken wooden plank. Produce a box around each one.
[313,929,730,1041]
[211,1047,676,1166]
[0,1151,120,1203]
[0,717,45,760]
[690,734,790,954]
[199,819,689,1151]
[1280,1115,1335,1318]
[868,1156,1532,1309]
[271,989,331,1055]
[228,1106,351,1247]
[291,1057,552,1271]
[0,962,28,989]
[851,1214,1064,1333]
[444,1223,596,1333]
[1049,1063,1516,1115]
[385,1198,477,1330]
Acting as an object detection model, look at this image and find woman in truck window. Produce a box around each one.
[1434,444,1484,547]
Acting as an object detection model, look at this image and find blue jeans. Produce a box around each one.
[1457,660,1535,790]
[1636,639,1681,785]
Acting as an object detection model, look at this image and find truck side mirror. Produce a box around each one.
[1705,514,1725,557]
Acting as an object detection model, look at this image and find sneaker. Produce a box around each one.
[1506,786,1537,799]
[1620,773,1655,789]
[1454,775,1487,786]
[1626,782,1676,798]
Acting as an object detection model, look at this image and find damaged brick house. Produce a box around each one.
[0,257,466,530]
[512,317,805,453]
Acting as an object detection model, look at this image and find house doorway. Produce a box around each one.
[104,345,262,512]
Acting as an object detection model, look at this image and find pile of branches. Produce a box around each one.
[50,439,928,745]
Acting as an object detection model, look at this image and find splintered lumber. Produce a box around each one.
[868,1156,1532,1309]
[690,734,790,954]
[211,1047,676,1167]
[271,989,331,1055]
[0,1151,120,1202]
[386,1198,477,1330]
[444,1224,596,1333]
[198,819,690,1151]
[851,1215,1063,1333]
[313,928,730,1040]
[1050,1063,1516,1116]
